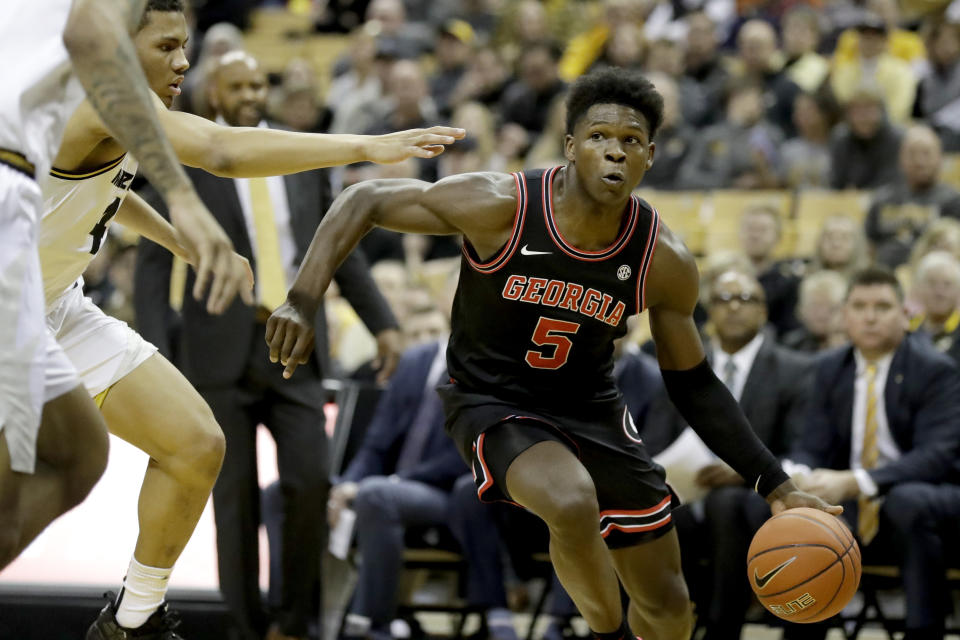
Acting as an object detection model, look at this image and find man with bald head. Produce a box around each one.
[734,19,802,136]
[866,124,960,267]
[132,47,460,640]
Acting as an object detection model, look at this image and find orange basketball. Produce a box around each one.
[747,507,861,624]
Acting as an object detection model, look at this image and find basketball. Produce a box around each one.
[747,507,861,624]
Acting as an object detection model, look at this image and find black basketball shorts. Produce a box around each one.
[438,383,677,549]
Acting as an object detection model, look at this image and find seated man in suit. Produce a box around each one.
[643,269,815,640]
[327,304,470,640]
[787,267,960,640]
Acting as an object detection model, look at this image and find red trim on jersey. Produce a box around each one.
[600,513,672,538]
[635,207,661,313]
[541,166,638,262]
[475,433,495,499]
[599,495,672,519]
[463,172,528,274]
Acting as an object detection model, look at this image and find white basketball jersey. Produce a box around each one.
[39,155,139,304]
[0,1,85,182]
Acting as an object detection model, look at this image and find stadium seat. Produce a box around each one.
[705,190,794,258]
[635,190,707,256]
[793,189,870,257]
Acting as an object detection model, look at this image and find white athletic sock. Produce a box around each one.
[115,556,172,629]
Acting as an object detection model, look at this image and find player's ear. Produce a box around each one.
[646,141,656,170]
[564,134,575,162]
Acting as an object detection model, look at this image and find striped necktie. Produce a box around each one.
[858,362,881,545]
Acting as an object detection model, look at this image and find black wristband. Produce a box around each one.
[660,358,788,499]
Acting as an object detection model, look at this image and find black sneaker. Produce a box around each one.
[86,592,184,639]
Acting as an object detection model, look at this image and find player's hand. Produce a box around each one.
[365,127,466,163]
[168,189,252,314]
[695,462,743,488]
[373,328,403,384]
[800,469,861,505]
[765,478,843,517]
[265,299,316,379]
[328,482,359,527]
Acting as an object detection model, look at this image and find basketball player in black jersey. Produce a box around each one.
[266,68,841,640]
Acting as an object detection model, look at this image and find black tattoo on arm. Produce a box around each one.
[64,0,192,199]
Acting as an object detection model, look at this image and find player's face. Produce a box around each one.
[213,61,269,127]
[709,272,767,345]
[134,11,190,108]
[565,103,654,204]
[843,284,907,356]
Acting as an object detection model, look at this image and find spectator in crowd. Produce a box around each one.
[678,78,783,190]
[557,0,640,81]
[782,270,850,353]
[683,11,730,127]
[594,22,644,71]
[133,52,401,640]
[830,11,918,125]
[833,0,927,70]
[829,88,903,189]
[788,267,960,640]
[780,91,838,188]
[364,0,432,59]
[496,0,553,68]
[733,19,802,136]
[911,251,960,365]
[270,58,323,133]
[180,21,244,118]
[429,19,475,118]
[916,18,960,150]
[901,217,960,304]
[781,6,830,94]
[328,311,471,640]
[866,124,960,268]
[643,269,814,640]
[327,26,381,134]
[809,214,871,278]
[641,72,694,190]
[644,35,709,128]
[448,45,513,111]
[331,36,403,136]
[498,41,567,140]
[739,205,805,336]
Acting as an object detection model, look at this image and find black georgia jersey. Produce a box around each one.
[446,166,660,413]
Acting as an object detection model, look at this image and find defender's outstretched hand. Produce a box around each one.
[365,127,466,163]
[266,300,316,379]
[169,190,253,314]
[765,478,844,517]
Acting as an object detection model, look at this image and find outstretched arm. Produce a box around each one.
[646,224,841,515]
[266,171,519,377]
[158,107,465,178]
[62,0,248,314]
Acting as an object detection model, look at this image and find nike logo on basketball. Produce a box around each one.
[520,245,551,256]
[754,557,797,590]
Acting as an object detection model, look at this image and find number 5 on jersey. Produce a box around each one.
[526,317,580,370]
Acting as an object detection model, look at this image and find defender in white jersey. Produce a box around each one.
[42,2,463,637]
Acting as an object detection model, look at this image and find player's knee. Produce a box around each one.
[63,403,109,508]
[174,407,225,487]
[542,480,600,536]
[0,509,22,568]
[633,571,692,630]
[353,477,399,523]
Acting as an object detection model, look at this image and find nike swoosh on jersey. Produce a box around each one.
[753,556,797,590]
[520,245,551,256]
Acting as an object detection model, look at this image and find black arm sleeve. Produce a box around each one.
[661,358,790,498]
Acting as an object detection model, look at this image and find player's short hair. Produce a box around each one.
[846,267,904,303]
[565,67,664,140]
[140,0,185,28]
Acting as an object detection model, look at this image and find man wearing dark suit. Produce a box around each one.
[642,269,814,640]
[787,268,960,640]
[134,55,399,640]
[326,318,469,640]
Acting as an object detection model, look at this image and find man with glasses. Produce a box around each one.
[644,268,815,640]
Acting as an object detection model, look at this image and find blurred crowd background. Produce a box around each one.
[79,0,960,639]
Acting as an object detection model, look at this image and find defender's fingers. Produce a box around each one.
[192,246,213,301]
[423,126,466,139]
[268,322,284,363]
[411,145,446,158]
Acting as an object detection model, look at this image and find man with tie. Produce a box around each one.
[326,304,469,640]
[134,52,402,640]
[787,267,960,640]
[641,269,815,640]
